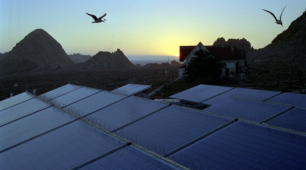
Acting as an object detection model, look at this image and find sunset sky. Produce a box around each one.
[0,0,305,60]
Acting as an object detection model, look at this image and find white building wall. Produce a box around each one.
[186,43,208,67]
[178,68,185,78]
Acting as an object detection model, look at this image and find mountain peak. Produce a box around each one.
[3,29,73,67]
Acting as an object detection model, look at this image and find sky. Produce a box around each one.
[0,0,305,61]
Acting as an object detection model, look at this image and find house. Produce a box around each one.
[179,42,247,78]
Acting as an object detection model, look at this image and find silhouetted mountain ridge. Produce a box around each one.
[68,53,91,64]
[2,29,73,67]
[78,49,135,69]
[213,37,254,52]
[247,11,306,71]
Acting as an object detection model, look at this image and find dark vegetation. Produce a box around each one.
[183,49,221,83]
[0,67,178,100]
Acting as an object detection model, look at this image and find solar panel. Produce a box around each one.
[170,84,233,103]
[64,91,127,115]
[0,106,77,152]
[85,96,169,132]
[50,87,101,107]
[0,92,34,111]
[267,92,306,108]
[0,120,126,170]
[115,105,234,156]
[80,146,179,170]
[0,98,51,127]
[38,84,81,100]
[203,88,281,105]
[203,98,292,123]
[168,121,306,170]
[112,84,152,96]
[266,108,306,133]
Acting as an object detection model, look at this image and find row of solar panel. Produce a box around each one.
[1,84,306,169]
[170,84,306,133]
[170,84,306,108]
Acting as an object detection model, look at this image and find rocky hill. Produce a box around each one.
[78,49,135,70]
[213,37,254,52]
[68,53,91,64]
[247,11,306,70]
[0,58,38,76]
[1,29,73,67]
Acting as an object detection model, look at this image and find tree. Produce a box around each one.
[183,49,221,83]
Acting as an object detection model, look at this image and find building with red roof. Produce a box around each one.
[179,42,247,78]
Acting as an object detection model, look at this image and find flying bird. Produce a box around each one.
[262,5,286,26]
[86,13,107,23]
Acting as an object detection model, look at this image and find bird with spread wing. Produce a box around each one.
[262,6,286,26]
[86,13,107,23]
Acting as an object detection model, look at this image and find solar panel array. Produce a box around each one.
[80,146,179,170]
[168,121,306,170]
[86,96,169,132]
[203,87,281,105]
[38,83,81,100]
[0,98,51,127]
[0,92,35,111]
[203,98,292,123]
[266,108,306,133]
[266,92,306,108]
[170,84,233,103]
[0,83,306,169]
[111,83,152,96]
[115,105,234,156]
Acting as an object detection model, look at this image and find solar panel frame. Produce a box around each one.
[85,96,170,132]
[114,105,234,156]
[170,84,233,103]
[267,92,306,108]
[49,87,101,107]
[0,98,52,127]
[203,87,281,105]
[0,92,35,111]
[64,91,128,115]
[0,106,78,153]
[79,146,180,170]
[111,84,152,96]
[266,108,306,133]
[168,121,306,170]
[203,98,293,123]
[38,83,81,100]
[0,120,126,170]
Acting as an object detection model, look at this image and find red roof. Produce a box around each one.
[179,45,246,62]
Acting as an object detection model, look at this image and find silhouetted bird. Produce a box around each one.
[86,13,107,23]
[262,5,286,26]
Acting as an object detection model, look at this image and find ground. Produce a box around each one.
[1,61,306,101]
[0,67,178,100]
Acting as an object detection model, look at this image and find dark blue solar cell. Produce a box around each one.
[168,121,306,170]
[64,91,127,114]
[203,88,281,105]
[0,92,35,111]
[0,98,51,127]
[0,120,125,170]
[115,105,233,156]
[170,84,233,103]
[267,108,306,133]
[203,98,292,123]
[50,87,101,107]
[0,106,77,152]
[80,146,179,170]
[86,96,169,132]
[267,92,306,108]
[39,84,81,100]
